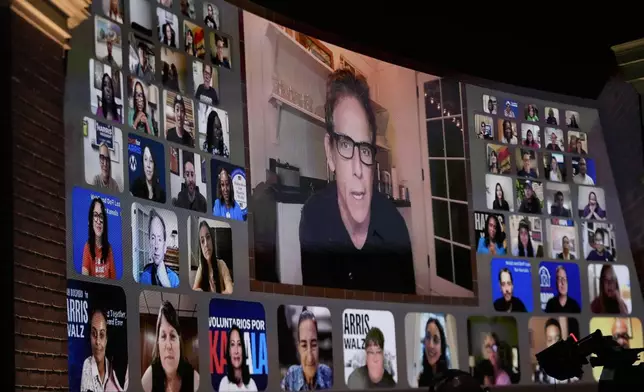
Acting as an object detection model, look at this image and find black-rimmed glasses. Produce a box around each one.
[330,132,376,166]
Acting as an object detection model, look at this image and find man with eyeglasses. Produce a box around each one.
[298,69,415,294]
[195,62,219,106]
[545,266,580,313]
[347,327,395,389]
[92,143,121,192]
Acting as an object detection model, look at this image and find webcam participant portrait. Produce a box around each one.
[211,33,232,69]
[83,117,124,193]
[194,60,220,106]
[405,313,458,388]
[467,316,520,386]
[203,3,220,29]
[132,204,180,288]
[129,0,153,36]
[503,100,518,119]
[157,8,179,48]
[589,317,643,381]
[578,186,607,220]
[184,21,206,59]
[161,47,188,93]
[491,259,532,313]
[515,149,538,178]
[298,69,415,294]
[516,179,543,215]
[102,0,124,24]
[198,104,229,158]
[497,119,518,144]
[529,317,580,384]
[544,128,564,151]
[486,175,514,212]
[520,124,540,148]
[209,299,268,391]
[188,217,233,293]
[539,262,582,313]
[543,153,566,183]
[128,77,160,137]
[545,183,572,218]
[572,156,596,185]
[211,162,248,221]
[170,148,208,213]
[343,309,397,389]
[588,263,631,314]
[128,134,167,203]
[180,0,196,19]
[545,107,559,126]
[165,91,196,147]
[565,110,580,129]
[158,0,173,7]
[583,222,617,262]
[567,131,588,155]
[483,94,497,114]
[129,33,156,83]
[509,215,544,258]
[140,292,200,392]
[95,16,123,69]
[474,114,493,140]
[474,211,507,256]
[277,306,333,390]
[524,104,539,122]
[72,187,123,280]
[486,144,511,174]
[547,218,578,260]
[67,280,129,392]
[90,59,124,124]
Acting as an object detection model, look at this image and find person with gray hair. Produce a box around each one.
[93,143,121,192]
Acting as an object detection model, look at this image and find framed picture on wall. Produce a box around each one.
[169,146,179,175]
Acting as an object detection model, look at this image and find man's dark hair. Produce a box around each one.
[498,267,513,283]
[182,150,195,173]
[324,69,377,144]
[555,191,563,199]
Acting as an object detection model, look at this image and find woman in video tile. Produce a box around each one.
[512,219,541,257]
[162,22,176,48]
[501,120,517,144]
[185,29,196,57]
[476,214,506,255]
[97,73,121,123]
[192,220,233,293]
[204,110,225,156]
[130,145,166,203]
[546,109,558,125]
[213,167,244,221]
[218,325,258,391]
[522,129,539,149]
[492,183,510,211]
[474,333,511,386]
[580,191,606,220]
[298,69,415,294]
[131,80,155,136]
[82,197,117,278]
[204,4,217,29]
[417,318,449,388]
[488,150,499,174]
[590,264,628,314]
[141,301,200,392]
[518,181,541,215]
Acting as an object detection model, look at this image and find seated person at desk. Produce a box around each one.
[299,69,415,294]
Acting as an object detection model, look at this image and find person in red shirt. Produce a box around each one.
[82,197,116,279]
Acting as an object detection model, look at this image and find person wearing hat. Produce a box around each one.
[166,94,195,147]
[518,181,541,214]
[347,327,396,389]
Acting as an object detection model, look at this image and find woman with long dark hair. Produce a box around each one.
[130,80,154,135]
[184,29,195,56]
[581,191,606,220]
[590,264,628,314]
[417,318,448,388]
[218,325,258,391]
[488,150,499,174]
[512,219,535,257]
[142,301,199,392]
[476,214,506,255]
[213,167,244,221]
[97,73,121,122]
[492,183,510,211]
[82,197,116,278]
[162,22,176,48]
[204,110,226,157]
[130,145,166,202]
[192,220,233,293]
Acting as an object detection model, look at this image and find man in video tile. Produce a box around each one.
[545,266,580,313]
[518,181,541,214]
[493,268,527,312]
[612,318,631,349]
[102,38,119,69]
[347,327,396,389]
[166,95,195,147]
[195,63,219,106]
[173,154,207,212]
[298,69,415,294]
[550,191,571,217]
[134,42,155,83]
[93,142,121,192]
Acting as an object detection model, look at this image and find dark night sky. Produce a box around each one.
[243,1,644,99]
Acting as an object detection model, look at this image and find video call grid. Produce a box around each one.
[62,1,644,390]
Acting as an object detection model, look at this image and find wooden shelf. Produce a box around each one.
[269,93,325,125]
[267,22,334,74]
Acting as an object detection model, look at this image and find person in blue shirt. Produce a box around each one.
[139,209,180,287]
[476,214,506,255]
[213,167,245,221]
[586,228,615,262]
